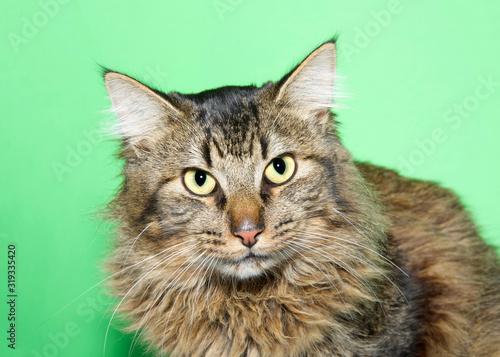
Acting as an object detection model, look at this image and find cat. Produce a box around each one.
[103,39,500,357]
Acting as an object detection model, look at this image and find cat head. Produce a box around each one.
[105,41,381,280]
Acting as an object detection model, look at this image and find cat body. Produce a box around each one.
[104,41,500,356]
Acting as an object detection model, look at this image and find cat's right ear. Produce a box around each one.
[275,41,337,125]
[104,72,183,145]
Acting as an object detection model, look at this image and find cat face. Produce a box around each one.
[105,42,355,279]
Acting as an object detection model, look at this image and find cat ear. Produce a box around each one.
[276,41,337,122]
[104,72,183,144]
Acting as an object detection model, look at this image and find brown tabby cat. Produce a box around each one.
[103,40,500,356]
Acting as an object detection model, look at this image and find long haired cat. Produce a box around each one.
[103,40,500,356]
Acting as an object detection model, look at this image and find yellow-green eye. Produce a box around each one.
[183,169,217,195]
[264,155,296,185]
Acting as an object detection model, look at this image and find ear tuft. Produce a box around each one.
[276,42,337,120]
[104,72,181,144]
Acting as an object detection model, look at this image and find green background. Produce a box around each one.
[1,1,499,356]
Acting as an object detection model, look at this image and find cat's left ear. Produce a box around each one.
[276,41,337,124]
[104,71,184,146]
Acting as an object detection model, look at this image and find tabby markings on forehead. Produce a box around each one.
[248,131,255,158]
[260,136,269,160]
[201,141,212,167]
[202,130,264,167]
[211,137,224,158]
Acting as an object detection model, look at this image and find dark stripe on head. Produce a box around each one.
[260,136,268,160]
[198,108,209,126]
[249,102,260,126]
[304,154,350,211]
[202,141,212,167]
[212,137,224,158]
[249,131,254,156]
[139,191,158,224]
[138,177,173,224]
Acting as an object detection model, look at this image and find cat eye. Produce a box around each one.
[183,169,217,196]
[264,155,296,185]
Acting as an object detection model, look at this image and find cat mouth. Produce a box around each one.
[223,252,277,278]
[237,252,268,264]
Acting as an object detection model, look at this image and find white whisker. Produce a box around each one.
[287,243,353,319]
[291,237,386,315]
[104,243,198,356]
[121,223,152,270]
[159,251,206,356]
[300,227,408,277]
[292,230,408,304]
[125,244,200,355]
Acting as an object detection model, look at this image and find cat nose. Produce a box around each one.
[233,228,263,248]
[228,195,264,248]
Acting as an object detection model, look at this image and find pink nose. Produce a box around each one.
[234,229,262,248]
